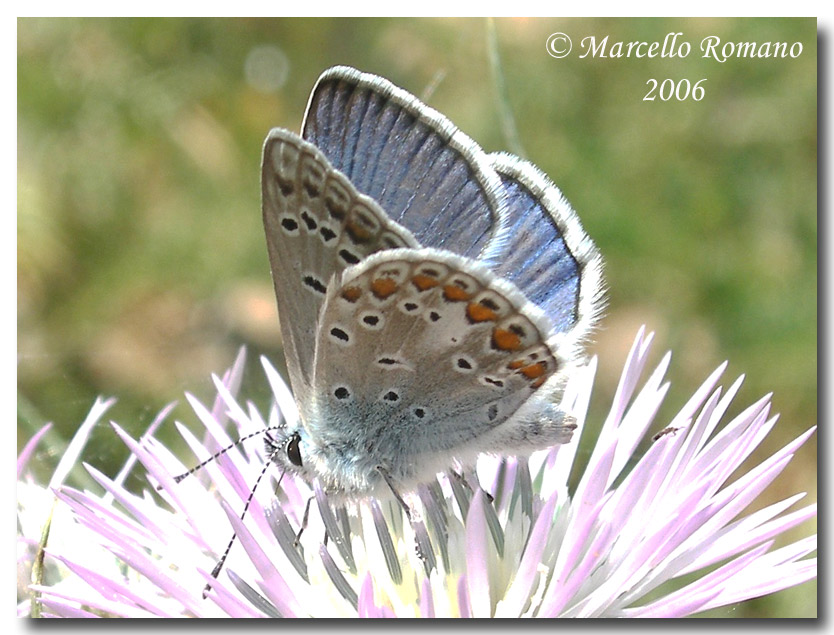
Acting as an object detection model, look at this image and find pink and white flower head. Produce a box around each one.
[19,329,816,618]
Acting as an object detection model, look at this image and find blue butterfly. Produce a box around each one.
[261,66,604,502]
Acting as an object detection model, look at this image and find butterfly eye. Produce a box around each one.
[286,434,303,467]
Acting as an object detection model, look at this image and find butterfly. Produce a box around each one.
[261,66,604,504]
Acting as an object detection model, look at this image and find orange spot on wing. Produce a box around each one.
[507,359,526,370]
[530,376,547,389]
[520,361,547,380]
[370,277,398,299]
[412,274,440,291]
[443,285,471,302]
[346,220,373,243]
[492,328,522,351]
[340,286,362,303]
[466,302,498,323]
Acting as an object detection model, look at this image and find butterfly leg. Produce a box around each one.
[377,467,436,575]
[294,494,344,551]
[450,469,496,504]
[293,495,315,547]
[377,467,413,521]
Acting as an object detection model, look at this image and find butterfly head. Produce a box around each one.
[264,423,388,499]
[265,426,310,478]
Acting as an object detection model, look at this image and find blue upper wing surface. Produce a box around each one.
[302,66,507,262]
[488,153,603,337]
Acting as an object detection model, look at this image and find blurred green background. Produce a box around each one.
[17,17,816,617]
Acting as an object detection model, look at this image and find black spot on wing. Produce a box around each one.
[303,275,327,295]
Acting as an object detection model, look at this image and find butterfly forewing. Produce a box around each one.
[262,129,419,402]
[302,66,508,263]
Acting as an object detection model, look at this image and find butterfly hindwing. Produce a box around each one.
[306,247,575,484]
[261,128,419,403]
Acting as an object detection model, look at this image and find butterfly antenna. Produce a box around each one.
[202,449,285,599]
[157,426,283,490]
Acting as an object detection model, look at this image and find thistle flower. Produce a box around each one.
[18,329,816,617]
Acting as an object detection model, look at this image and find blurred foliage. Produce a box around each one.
[17,17,816,617]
